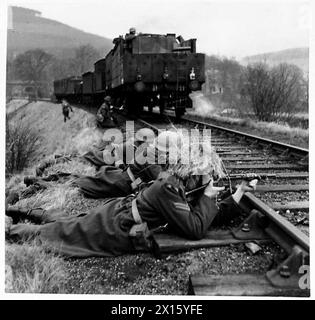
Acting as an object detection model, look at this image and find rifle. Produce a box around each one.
[227,173,277,180]
[185,173,273,199]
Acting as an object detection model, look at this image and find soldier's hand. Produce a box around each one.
[201,174,211,185]
[232,179,258,204]
[204,180,225,199]
[236,179,258,193]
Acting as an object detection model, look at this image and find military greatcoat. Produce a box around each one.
[76,146,164,198]
[9,175,241,257]
[83,139,143,169]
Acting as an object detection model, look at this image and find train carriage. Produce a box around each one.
[53,76,82,102]
[82,71,95,105]
[53,29,205,118]
[94,59,106,105]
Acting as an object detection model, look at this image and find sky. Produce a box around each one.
[4,0,311,58]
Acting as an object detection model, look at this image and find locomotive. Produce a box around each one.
[53,28,205,118]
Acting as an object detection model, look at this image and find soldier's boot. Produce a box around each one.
[6,208,29,224]
[6,191,19,205]
[24,176,38,187]
[20,184,46,198]
[6,208,68,224]
[8,224,42,242]
[26,208,68,224]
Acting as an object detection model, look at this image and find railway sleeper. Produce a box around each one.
[220,156,278,161]
[226,164,306,170]
[188,217,310,296]
[255,184,309,193]
[269,201,309,211]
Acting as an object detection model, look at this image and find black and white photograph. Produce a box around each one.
[2,0,312,299]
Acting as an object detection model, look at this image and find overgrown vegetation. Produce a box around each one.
[6,240,67,293]
[6,116,41,175]
[5,100,102,293]
[203,56,308,125]
[241,63,306,121]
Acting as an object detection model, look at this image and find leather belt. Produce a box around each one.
[126,167,136,181]
[131,199,142,224]
[126,167,142,190]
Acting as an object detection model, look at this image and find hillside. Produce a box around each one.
[7,6,113,59]
[241,47,309,74]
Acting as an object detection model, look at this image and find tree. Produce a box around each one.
[73,44,101,74]
[6,116,41,174]
[241,62,304,121]
[204,55,244,110]
[13,49,52,99]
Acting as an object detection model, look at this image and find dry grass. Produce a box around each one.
[6,99,29,115]
[5,240,67,293]
[188,110,309,141]
[8,101,100,158]
[45,157,96,176]
[188,92,308,146]
[6,116,41,174]
[63,126,103,155]
[14,183,79,211]
[5,101,105,293]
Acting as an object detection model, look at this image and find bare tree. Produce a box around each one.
[205,55,244,111]
[13,49,52,99]
[73,44,101,74]
[6,116,41,174]
[241,62,304,121]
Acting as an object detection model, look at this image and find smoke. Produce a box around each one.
[189,91,216,117]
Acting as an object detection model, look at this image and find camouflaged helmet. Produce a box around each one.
[166,141,225,179]
[154,130,183,153]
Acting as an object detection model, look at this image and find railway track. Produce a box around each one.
[116,110,310,296]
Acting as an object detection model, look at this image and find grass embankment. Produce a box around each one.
[5,100,283,295]
[5,100,103,293]
[187,110,309,149]
[186,110,308,149]
[6,99,29,116]
[188,93,308,149]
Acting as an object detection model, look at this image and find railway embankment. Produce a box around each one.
[6,100,286,295]
[186,111,308,149]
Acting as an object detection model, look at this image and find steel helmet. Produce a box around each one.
[129,27,136,34]
[154,130,183,153]
[104,96,111,103]
[135,128,155,143]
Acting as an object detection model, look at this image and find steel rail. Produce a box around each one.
[133,113,309,255]
[179,114,309,156]
[243,192,309,253]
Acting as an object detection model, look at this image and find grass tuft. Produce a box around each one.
[5,240,67,293]
[14,184,80,211]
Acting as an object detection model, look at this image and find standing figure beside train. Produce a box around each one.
[96,96,117,128]
[62,99,73,123]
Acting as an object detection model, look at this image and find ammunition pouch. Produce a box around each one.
[126,167,142,190]
[131,177,142,190]
[129,222,152,252]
